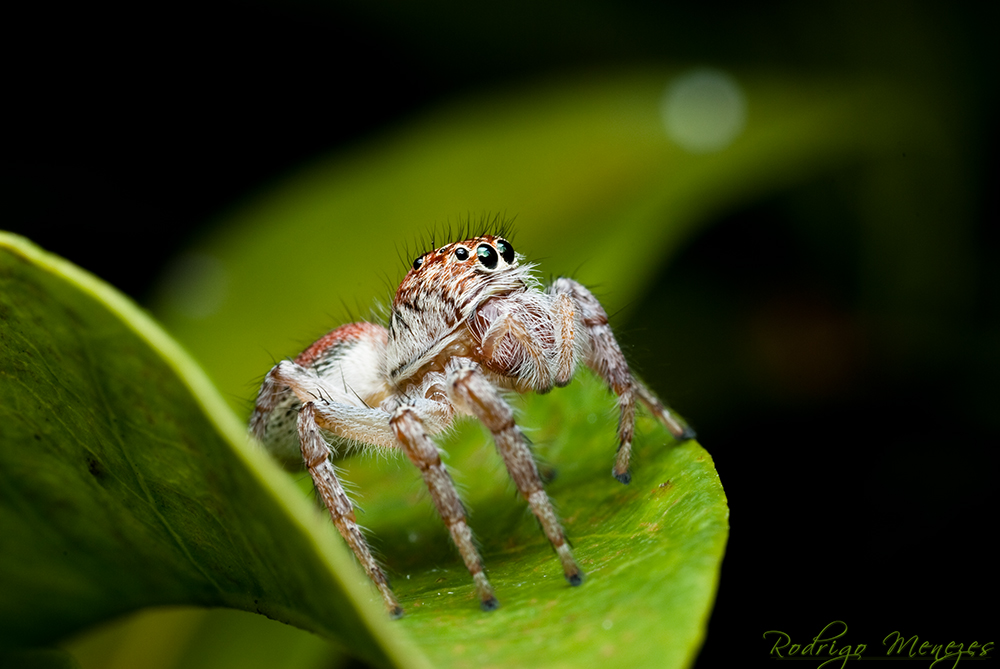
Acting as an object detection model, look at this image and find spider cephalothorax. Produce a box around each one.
[250,230,694,617]
[385,235,535,386]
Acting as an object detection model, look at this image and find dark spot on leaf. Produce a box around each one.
[87,457,106,479]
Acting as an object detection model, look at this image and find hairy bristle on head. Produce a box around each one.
[391,213,518,287]
[416,213,516,257]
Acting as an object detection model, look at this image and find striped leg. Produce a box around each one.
[390,403,499,611]
[551,291,579,387]
[447,361,583,587]
[298,402,402,617]
[549,277,694,484]
[635,380,697,441]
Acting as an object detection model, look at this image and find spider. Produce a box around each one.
[249,228,694,617]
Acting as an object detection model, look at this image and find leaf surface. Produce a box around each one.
[354,375,728,669]
[0,234,417,668]
[0,233,727,668]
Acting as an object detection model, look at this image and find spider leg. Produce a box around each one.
[548,277,694,484]
[249,362,292,442]
[298,401,402,617]
[252,358,407,614]
[634,380,697,442]
[481,311,555,393]
[254,360,400,449]
[447,360,583,587]
[389,402,499,611]
[551,292,578,387]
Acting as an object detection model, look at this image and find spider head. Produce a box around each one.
[394,235,529,325]
[388,233,535,374]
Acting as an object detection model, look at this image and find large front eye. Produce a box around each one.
[476,244,498,269]
[497,239,515,264]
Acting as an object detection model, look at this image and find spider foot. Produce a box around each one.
[678,426,697,441]
[480,596,500,612]
[567,571,584,587]
[613,470,632,485]
[390,606,404,619]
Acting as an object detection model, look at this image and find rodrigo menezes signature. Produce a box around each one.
[764,621,993,668]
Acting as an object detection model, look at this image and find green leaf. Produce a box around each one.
[359,376,729,668]
[0,233,418,668]
[1,231,728,668]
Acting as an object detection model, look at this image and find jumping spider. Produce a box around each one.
[250,230,694,616]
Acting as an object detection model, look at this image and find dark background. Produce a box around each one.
[4,0,995,665]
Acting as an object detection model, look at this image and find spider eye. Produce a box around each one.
[454,247,470,261]
[412,255,425,270]
[476,244,498,269]
[497,239,515,264]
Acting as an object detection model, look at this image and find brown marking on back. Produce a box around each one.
[295,321,387,368]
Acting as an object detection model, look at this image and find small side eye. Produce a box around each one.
[455,247,470,261]
[497,239,515,264]
[476,244,498,269]
[412,255,425,270]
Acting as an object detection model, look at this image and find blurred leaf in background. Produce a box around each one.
[151,69,939,408]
